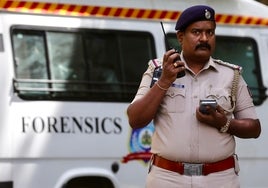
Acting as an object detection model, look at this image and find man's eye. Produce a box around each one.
[208,30,215,36]
[193,30,200,35]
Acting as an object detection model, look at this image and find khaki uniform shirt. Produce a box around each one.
[132,55,257,163]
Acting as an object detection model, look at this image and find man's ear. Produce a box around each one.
[176,31,183,44]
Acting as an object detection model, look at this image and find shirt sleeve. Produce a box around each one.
[131,64,154,103]
[234,75,258,119]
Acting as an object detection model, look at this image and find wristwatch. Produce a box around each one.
[220,119,231,133]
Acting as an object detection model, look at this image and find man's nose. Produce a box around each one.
[200,32,209,42]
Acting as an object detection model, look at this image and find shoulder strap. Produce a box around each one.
[213,59,242,73]
[148,58,162,71]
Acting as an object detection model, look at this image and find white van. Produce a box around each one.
[0,0,267,187]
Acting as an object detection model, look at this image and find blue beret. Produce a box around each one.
[175,5,215,31]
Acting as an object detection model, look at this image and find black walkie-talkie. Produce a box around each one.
[160,22,185,78]
[150,22,185,88]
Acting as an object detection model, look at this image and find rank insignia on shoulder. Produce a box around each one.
[213,59,242,73]
[148,58,162,71]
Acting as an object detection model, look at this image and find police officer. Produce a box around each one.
[127,5,261,188]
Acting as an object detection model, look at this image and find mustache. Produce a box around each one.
[195,43,211,50]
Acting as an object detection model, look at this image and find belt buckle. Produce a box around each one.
[183,163,203,176]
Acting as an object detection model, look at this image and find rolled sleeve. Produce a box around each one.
[234,77,257,119]
[131,65,154,103]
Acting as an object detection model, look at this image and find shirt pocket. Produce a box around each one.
[205,88,232,112]
[161,87,186,113]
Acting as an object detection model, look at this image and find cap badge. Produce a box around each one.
[205,9,211,19]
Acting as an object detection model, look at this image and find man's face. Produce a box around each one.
[178,21,216,62]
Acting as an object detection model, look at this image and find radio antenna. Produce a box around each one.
[160,21,171,49]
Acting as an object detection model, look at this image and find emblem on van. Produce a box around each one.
[122,122,154,164]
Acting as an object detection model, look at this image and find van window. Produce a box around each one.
[214,36,266,105]
[11,27,156,102]
[167,34,266,105]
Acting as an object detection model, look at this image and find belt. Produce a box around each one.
[152,155,235,176]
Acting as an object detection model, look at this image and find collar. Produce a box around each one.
[180,51,218,72]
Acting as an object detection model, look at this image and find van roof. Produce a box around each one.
[1,0,268,26]
[24,0,268,17]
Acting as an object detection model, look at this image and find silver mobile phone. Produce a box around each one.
[199,99,217,114]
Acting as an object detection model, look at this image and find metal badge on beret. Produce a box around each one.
[205,9,211,19]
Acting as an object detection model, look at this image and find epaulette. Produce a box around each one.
[213,59,242,73]
[148,58,162,71]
